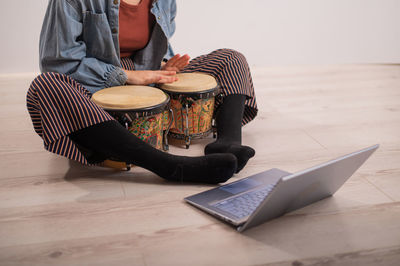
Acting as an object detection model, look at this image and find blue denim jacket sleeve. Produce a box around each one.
[164,0,176,60]
[39,0,127,91]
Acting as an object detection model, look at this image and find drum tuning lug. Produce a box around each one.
[163,134,169,151]
[185,136,191,149]
[212,118,217,138]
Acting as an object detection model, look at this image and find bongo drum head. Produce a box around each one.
[92,86,168,111]
[160,73,218,93]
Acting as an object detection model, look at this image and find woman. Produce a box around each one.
[27,0,258,184]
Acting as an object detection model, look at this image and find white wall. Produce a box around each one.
[0,1,47,74]
[172,0,400,66]
[0,0,399,74]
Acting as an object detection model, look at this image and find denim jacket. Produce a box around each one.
[39,0,176,93]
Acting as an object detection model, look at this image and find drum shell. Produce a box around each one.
[105,99,171,150]
[169,97,215,137]
[158,73,220,146]
[165,88,219,138]
[91,85,171,169]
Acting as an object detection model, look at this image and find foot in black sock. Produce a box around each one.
[164,153,238,184]
[205,142,255,173]
[208,94,255,173]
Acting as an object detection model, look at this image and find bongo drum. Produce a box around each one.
[159,72,220,149]
[92,85,173,169]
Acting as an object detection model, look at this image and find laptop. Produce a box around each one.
[185,144,379,232]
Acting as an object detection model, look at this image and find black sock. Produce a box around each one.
[69,121,237,184]
[205,94,255,173]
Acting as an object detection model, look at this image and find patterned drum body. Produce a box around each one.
[131,114,164,149]
[170,97,215,137]
[111,111,166,149]
[159,73,220,148]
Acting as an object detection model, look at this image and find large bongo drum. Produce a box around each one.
[159,72,220,148]
[92,85,172,169]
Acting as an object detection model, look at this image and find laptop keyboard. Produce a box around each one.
[213,184,275,219]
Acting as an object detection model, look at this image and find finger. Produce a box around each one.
[163,66,180,72]
[158,75,178,83]
[145,75,163,84]
[175,61,189,71]
[165,54,181,67]
[173,54,188,64]
[155,70,177,76]
[181,54,190,62]
[177,58,190,69]
[175,54,191,69]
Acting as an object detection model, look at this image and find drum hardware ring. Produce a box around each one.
[168,130,213,141]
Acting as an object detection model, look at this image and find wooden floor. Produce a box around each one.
[0,65,399,266]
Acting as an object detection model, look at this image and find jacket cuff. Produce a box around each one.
[105,67,128,88]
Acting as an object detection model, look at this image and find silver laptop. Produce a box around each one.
[185,144,379,232]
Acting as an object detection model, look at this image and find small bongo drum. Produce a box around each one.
[92,85,173,169]
[159,72,220,148]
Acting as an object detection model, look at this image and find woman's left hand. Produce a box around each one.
[161,54,190,72]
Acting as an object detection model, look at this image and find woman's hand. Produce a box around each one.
[161,54,190,72]
[124,70,178,85]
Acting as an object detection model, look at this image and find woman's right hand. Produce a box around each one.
[124,70,178,85]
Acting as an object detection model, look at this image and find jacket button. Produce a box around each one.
[112,28,118,34]
[113,0,118,4]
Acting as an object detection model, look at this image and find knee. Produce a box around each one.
[33,72,63,84]
[27,73,52,106]
[28,73,48,96]
[218,48,247,60]
[29,72,65,94]
[215,48,249,65]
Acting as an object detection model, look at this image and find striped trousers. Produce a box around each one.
[26,48,258,165]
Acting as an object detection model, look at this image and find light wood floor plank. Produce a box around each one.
[1,202,399,266]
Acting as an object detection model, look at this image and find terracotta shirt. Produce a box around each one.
[119,0,155,58]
